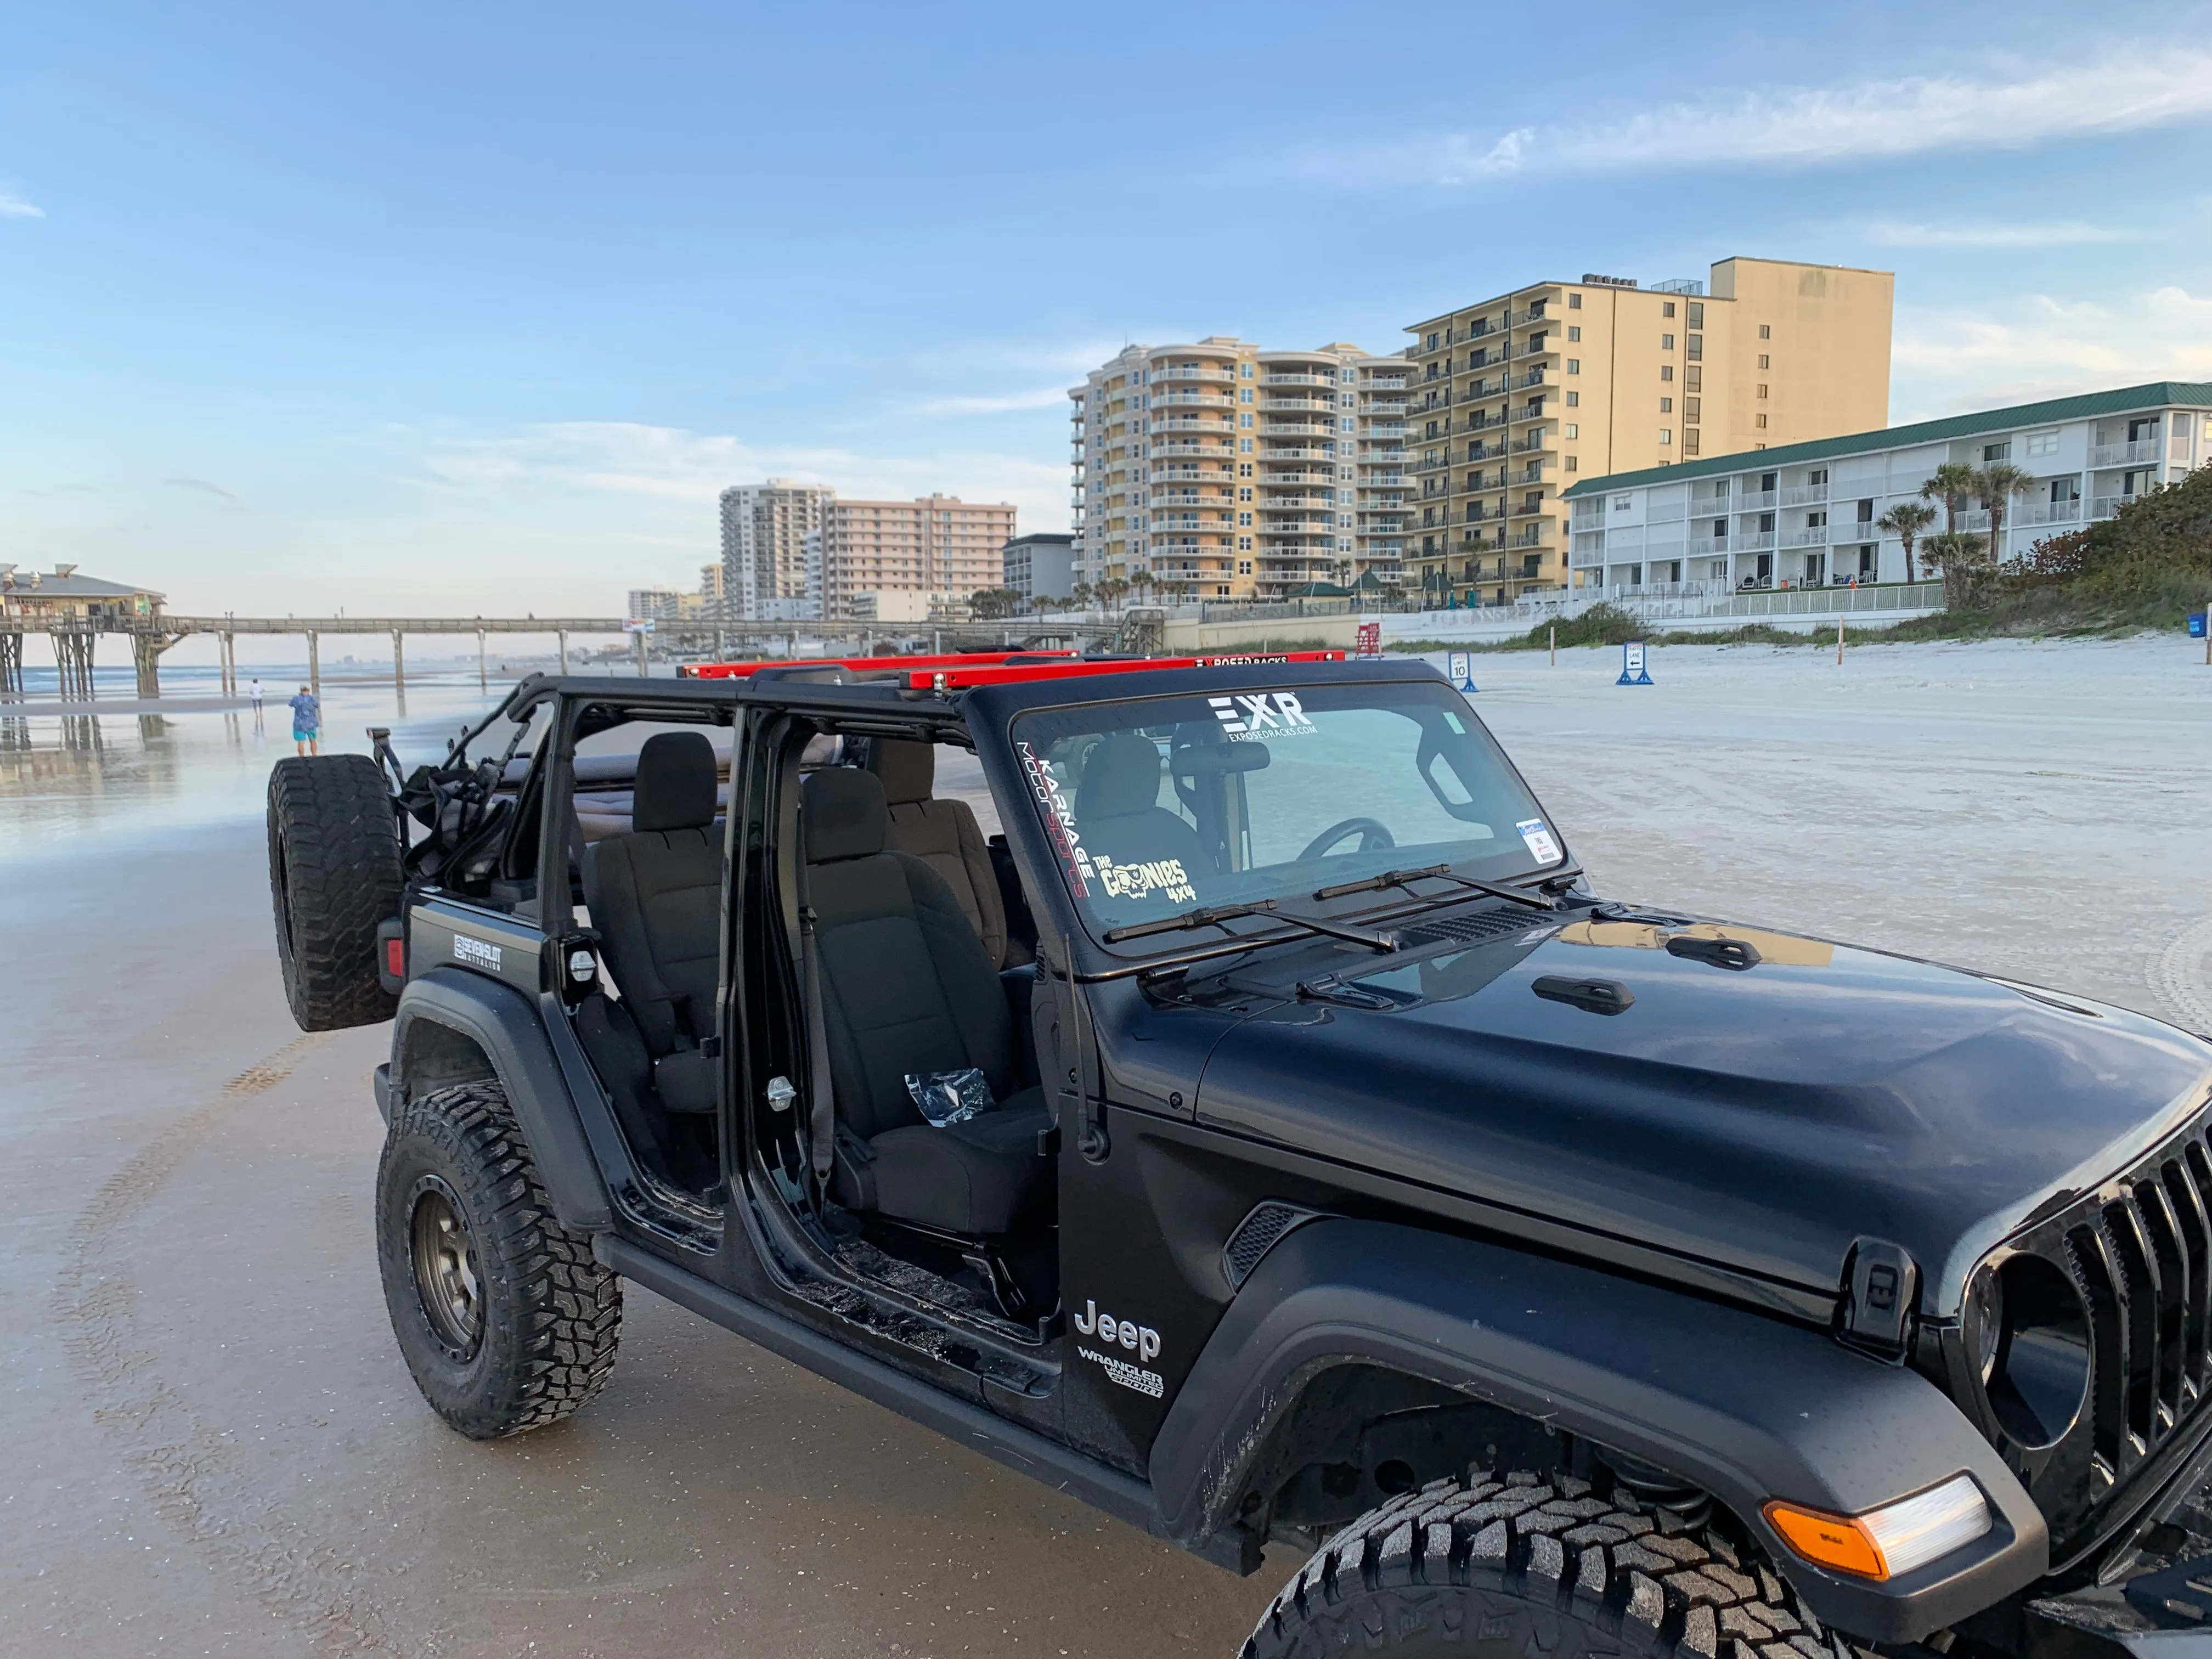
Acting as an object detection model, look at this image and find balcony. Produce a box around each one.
[1955,509,1991,532]
[1365,421,1408,437]
[2090,440,2161,467]
[2091,493,2139,519]
[1263,420,1334,437]
[1780,484,1829,506]
[2014,498,2081,527]
[1508,434,1550,455]
[1509,499,1551,518]
[1734,489,1778,511]
[1261,520,1333,534]
[1365,399,1409,415]
[1514,369,1547,390]
[1153,440,1228,456]
[1509,529,1544,549]
[1263,372,1333,387]
[1781,526,1829,549]
[1261,494,1331,508]
[1723,532,1777,552]
[1153,391,1235,409]
[1262,446,1337,463]
[1156,366,1237,385]
[1149,466,1233,484]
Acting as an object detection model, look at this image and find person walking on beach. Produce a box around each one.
[289,685,320,757]
[249,678,263,721]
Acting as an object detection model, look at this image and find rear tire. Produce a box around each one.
[1243,1473,1855,1659]
[376,1081,622,1438]
[267,753,402,1030]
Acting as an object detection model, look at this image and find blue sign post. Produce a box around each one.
[1446,650,1478,693]
[2189,612,2208,639]
[2191,612,2208,665]
[1616,640,1653,686]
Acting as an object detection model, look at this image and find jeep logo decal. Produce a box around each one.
[1073,1299,1160,1363]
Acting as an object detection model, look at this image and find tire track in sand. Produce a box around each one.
[2154,916,2212,1038]
[51,1033,407,1656]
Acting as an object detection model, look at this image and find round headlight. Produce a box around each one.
[1972,1254,2090,1451]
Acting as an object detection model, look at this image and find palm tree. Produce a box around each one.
[1918,530,1987,569]
[1972,462,2038,566]
[1876,500,1937,582]
[1070,580,1092,614]
[1921,462,1978,533]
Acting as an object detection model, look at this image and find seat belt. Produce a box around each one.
[798,896,837,1187]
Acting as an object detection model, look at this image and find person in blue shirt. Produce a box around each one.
[289,686,320,756]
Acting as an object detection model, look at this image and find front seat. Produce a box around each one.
[868,739,1008,968]
[582,730,723,1114]
[802,767,1049,1237]
[1074,732,1215,878]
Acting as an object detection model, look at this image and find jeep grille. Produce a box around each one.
[1993,1094,2212,1560]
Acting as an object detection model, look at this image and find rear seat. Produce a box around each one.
[868,740,1008,970]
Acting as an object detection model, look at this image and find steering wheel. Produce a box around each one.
[1298,817,1396,861]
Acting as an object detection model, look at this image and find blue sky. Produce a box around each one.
[4,0,2210,622]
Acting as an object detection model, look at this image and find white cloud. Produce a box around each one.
[1892,286,2212,415]
[163,476,242,505]
[1316,48,2212,185]
[0,184,46,219]
[912,386,1073,416]
[396,419,1070,529]
[1865,219,2138,249]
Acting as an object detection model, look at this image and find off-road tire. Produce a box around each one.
[267,753,403,1030]
[1244,1472,1858,1659]
[376,1081,621,1438]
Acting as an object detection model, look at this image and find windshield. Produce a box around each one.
[1012,679,1562,941]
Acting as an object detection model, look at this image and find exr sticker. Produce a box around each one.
[1516,819,1562,865]
[1207,692,1316,741]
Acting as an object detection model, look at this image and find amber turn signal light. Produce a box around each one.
[1764,1503,1887,1578]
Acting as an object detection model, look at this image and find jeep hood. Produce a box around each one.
[1189,918,2212,1313]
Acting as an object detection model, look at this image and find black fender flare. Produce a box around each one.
[1147,1219,2047,1644]
[388,967,613,1233]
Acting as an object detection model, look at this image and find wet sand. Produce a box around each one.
[4,641,2210,1656]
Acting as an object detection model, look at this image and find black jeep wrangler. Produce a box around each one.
[266,651,2212,1659]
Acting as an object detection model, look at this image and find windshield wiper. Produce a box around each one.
[1104,899,1398,952]
[1313,863,1559,911]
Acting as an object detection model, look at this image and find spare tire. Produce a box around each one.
[268,754,404,1030]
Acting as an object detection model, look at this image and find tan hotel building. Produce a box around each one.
[1401,257,1893,605]
[1069,338,1412,603]
[821,494,1017,619]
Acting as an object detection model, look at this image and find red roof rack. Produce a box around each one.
[677,650,1077,681]
[896,649,1348,691]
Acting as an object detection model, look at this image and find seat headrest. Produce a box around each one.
[869,738,934,806]
[1076,733,1166,821]
[803,768,888,863]
[632,731,719,832]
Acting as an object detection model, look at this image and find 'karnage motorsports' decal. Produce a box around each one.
[1018,737,1093,897]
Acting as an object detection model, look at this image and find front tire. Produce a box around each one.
[1243,1473,1853,1659]
[376,1081,621,1438]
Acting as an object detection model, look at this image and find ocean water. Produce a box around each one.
[0,665,518,861]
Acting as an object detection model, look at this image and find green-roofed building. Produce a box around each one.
[1560,381,2211,595]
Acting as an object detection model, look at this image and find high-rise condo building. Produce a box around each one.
[1401,257,1893,605]
[1069,338,1413,603]
[821,495,1018,619]
[719,479,830,620]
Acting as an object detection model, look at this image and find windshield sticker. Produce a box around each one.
[1444,711,1466,734]
[1094,855,1197,906]
[1207,691,1316,742]
[1017,739,1093,896]
[1515,818,1562,865]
